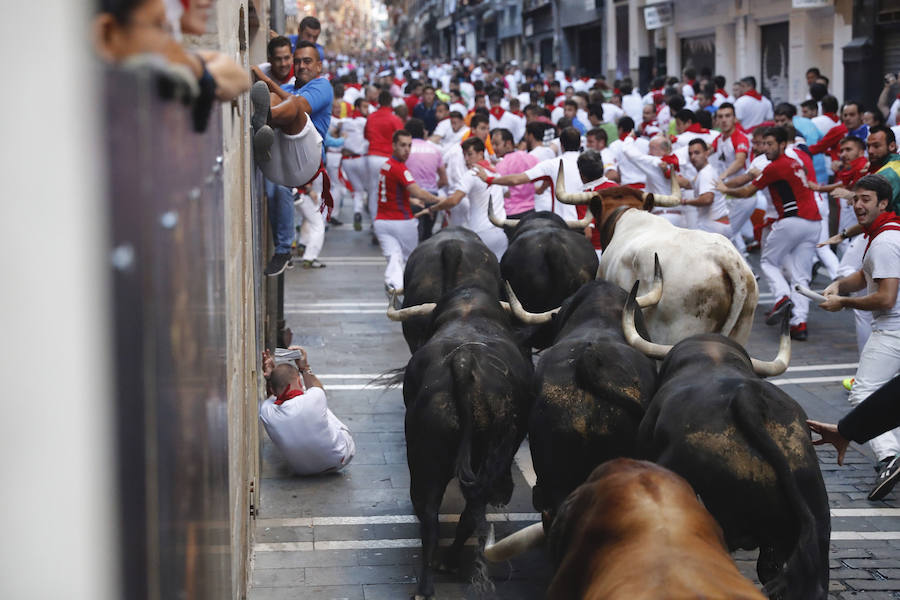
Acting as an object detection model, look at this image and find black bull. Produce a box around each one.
[399,227,502,353]
[525,280,658,523]
[398,287,533,600]
[622,289,831,600]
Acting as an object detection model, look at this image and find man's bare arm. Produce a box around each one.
[719,151,748,181]
[821,277,899,312]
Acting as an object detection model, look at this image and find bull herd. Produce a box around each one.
[384,187,830,600]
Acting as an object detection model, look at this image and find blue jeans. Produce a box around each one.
[265,179,294,255]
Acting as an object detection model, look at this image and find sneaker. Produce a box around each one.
[264,253,293,277]
[789,322,808,341]
[253,125,275,162]
[842,377,855,391]
[328,217,343,226]
[250,80,271,133]
[353,212,362,231]
[765,295,793,326]
[868,456,900,501]
[302,259,326,269]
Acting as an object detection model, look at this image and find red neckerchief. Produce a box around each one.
[660,154,679,178]
[347,82,362,90]
[823,112,839,122]
[743,89,762,101]
[837,156,869,187]
[477,159,497,174]
[349,109,365,119]
[580,77,590,82]
[863,211,900,258]
[490,106,506,120]
[683,122,710,135]
[274,387,304,405]
[618,132,629,141]
[686,79,696,87]
[512,111,524,117]
[715,88,728,97]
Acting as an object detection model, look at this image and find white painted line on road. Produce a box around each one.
[786,363,858,372]
[256,512,540,529]
[771,375,851,386]
[254,530,900,552]
[285,309,387,314]
[830,531,900,540]
[831,508,900,517]
[318,256,385,261]
[292,302,388,307]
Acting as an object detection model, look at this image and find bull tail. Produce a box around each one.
[574,344,645,422]
[449,348,477,489]
[441,243,464,295]
[719,254,749,339]
[729,384,828,599]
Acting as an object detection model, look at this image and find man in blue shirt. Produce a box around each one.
[298,16,326,62]
[251,40,333,274]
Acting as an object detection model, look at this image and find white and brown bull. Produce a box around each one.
[556,162,758,346]
[483,458,766,599]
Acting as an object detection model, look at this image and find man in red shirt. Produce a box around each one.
[718,126,821,340]
[365,89,404,230]
[374,130,443,296]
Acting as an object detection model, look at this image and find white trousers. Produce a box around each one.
[698,219,732,238]
[474,226,508,262]
[374,218,419,290]
[342,156,369,214]
[729,196,757,251]
[848,329,900,460]
[325,152,345,218]
[367,155,390,219]
[652,209,687,228]
[837,235,874,353]
[759,217,820,326]
[294,192,325,260]
[814,193,840,279]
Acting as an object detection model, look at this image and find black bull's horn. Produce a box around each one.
[487,188,592,230]
[554,161,683,208]
[483,522,545,562]
[621,281,790,377]
[386,291,511,321]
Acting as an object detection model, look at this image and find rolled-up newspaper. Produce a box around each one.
[274,347,303,361]
[794,285,828,304]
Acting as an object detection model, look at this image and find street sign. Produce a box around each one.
[644,3,673,30]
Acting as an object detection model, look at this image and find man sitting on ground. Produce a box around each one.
[260,347,355,476]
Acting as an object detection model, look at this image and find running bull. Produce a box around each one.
[488,200,596,346]
[622,285,830,599]
[387,286,533,600]
[506,275,659,522]
[556,163,758,345]
[396,227,503,353]
[483,458,766,599]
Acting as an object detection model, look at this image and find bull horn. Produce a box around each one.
[649,169,683,207]
[483,522,545,562]
[565,211,594,229]
[622,281,673,360]
[505,281,559,324]
[499,300,511,312]
[555,161,597,205]
[750,311,791,377]
[386,290,437,322]
[635,253,663,308]
[488,196,519,228]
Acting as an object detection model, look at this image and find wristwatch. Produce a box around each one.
[840,229,848,239]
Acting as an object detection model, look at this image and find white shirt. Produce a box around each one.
[433,119,466,151]
[810,114,839,136]
[456,169,506,233]
[524,151,581,220]
[608,139,644,186]
[734,93,772,129]
[749,153,775,217]
[489,109,523,142]
[693,163,729,222]
[864,230,900,330]
[602,103,624,124]
[672,128,720,151]
[550,105,565,125]
[259,387,353,475]
[618,137,671,195]
[342,86,362,107]
[889,98,900,127]
[341,114,369,155]
[621,94,643,124]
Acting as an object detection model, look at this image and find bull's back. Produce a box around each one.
[601,212,757,345]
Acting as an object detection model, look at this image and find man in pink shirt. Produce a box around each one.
[492,127,539,238]
[404,118,448,240]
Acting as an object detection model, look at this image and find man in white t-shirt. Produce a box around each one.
[259,347,355,476]
[820,174,900,500]
[682,139,731,236]
[420,137,508,260]
[477,127,581,220]
[733,76,773,130]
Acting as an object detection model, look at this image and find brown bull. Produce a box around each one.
[485,458,765,600]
